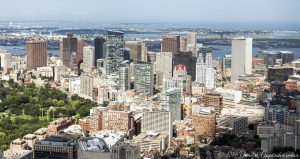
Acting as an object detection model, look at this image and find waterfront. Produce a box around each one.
[1,44,300,60]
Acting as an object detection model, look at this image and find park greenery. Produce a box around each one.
[0,80,98,150]
[210,134,261,149]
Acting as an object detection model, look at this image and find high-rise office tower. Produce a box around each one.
[280,51,294,64]
[76,39,87,66]
[26,40,47,70]
[134,61,153,96]
[231,37,252,82]
[82,46,95,71]
[125,40,147,62]
[187,32,197,55]
[80,73,94,98]
[180,37,187,52]
[222,55,232,71]
[161,35,180,55]
[105,31,124,75]
[61,33,77,68]
[94,37,106,64]
[205,52,215,89]
[119,65,130,91]
[160,77,183,120]
[154,52,173,86]
[196,51,216,89]
[196,53,206,84]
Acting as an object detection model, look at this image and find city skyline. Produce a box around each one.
[1,0,300,24]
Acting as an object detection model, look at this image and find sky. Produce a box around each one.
[1,0,300,24]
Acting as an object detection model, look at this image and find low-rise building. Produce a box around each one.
[92,130,126,149]
[78,137,111,159]
[217,116,248,134]
[111,141,141,159]
[33,135,77,159]
[133,131,169,153]
[23,134,37,149]
[192,113,216,137]
[47,118,74,135]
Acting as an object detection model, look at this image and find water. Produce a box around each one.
[0,46,60,56]
[1,45,300,60]
[208,45,300,60]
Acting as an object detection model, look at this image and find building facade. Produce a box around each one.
[134,61,153,96]
[82,46,95,71]
[161,35,180,55]
[105,31,124,75]
[26,40,47,70]
[61,33,77,68]
[231,37,252,82]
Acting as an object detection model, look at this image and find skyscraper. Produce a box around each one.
[119,65,130,91]
[187,32,197,55]
[61,33,77,68]
[80,73,94,99]
[105,31,124,75]
[26,40,47,70]
[160,77,183,120]
[196,50,216,89]
[76,39,87,66]
[161,35,180,55]
[154,52,173,86]
[222,55,232,71]
[134,61,153,96]
[196,52,206,84]
[125,40,147,62]
[82,46,95,71]
[231,37,252,82]
[94,37,106,64]
[180,37,187,52]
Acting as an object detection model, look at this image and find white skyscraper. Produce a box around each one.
[187,32,197,56]
[155,52,173,78]
[231,37,252,82]
[0,50,12,70]
[83,46,95,71]
[196,53,206,84]
[119,66,130,91]
[195,52,216,89]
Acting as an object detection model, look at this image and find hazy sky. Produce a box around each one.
[1,0,300,24]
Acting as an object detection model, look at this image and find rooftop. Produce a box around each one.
[78,137,110,152]
[134,131,168,141]
[35,135,76,147]
[92,130,126,148]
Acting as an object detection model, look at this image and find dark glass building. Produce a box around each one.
[105,31,124,74]
[61,33,77,68]
[94,37,106,65]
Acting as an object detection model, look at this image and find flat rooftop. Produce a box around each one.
[35,135,76,147]
[79,137,110,152]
